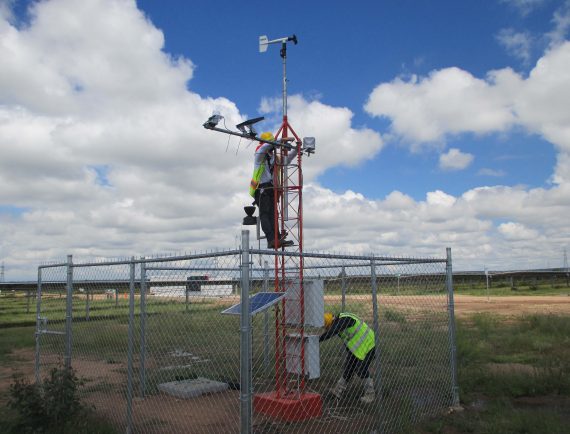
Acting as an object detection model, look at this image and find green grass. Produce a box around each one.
[2,295,570,433]
[424,399,569,434]
[0,326,35,363]
[421,312,570,433]
[454,280,570,296]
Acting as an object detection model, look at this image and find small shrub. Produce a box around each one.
[8,365,85,433]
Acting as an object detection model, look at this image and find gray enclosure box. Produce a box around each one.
[285,333,320,379]
[285,279,324,327]
[303,137,316,154]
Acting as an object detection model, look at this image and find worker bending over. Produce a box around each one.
[320,312,376,404]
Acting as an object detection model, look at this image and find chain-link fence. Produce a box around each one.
[35,232,458,433]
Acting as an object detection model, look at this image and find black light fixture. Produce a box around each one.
[243,206,257,225]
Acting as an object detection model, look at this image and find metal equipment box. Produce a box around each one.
[285,279,324,327]
[285,333,320,379]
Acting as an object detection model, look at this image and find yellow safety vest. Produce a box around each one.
[338,313,375,360]
[249,164,265,197]
[249,142,271,197]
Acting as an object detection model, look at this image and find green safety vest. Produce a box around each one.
[249,164,265,197]
[338,313,375,361]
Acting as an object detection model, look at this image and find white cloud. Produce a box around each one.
[496,28,533,63]
[303,182,570,270]
[426,190,456,207]
[362,13,570,270]
[365,41,570,183]
[0,0,568,281]
[260,95,384,179]
[439,148,474,171]
[0,0,387,278]
[364,67,519,146]
[0,0,15,22]
[498,222,540,241]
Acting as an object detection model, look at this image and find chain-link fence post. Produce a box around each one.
[65,255,73,369]
[341,265,346,311]
[35,266,42,383]
[126,257,135,434]
[85,285,90,321]
[446,248,460,407]
[185,275,190,313]
[240,230,252,434]
[263,260,270,373]
[370,259,382,401]
[140,257,147,398]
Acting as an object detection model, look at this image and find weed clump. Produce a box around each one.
[8,365,85,433]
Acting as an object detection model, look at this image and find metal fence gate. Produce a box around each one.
[36,232,458,433]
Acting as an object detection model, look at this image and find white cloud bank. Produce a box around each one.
[0,0,569,279]
[358,21,570,269]
[0,0,384,278]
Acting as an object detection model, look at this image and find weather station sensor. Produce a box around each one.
[203,114,223,129]
[303,137,315,155]
[202,33,322,423]
[259,34,297,53]
[243,206,257,226]
[236,116,264,138]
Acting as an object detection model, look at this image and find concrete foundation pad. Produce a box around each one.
[158,377,229,399]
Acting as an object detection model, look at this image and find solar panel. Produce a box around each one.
[221,292,286,316]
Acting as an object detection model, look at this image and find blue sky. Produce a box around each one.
[1,0,569,279]
[135,0,560,199]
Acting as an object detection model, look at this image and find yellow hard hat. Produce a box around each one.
[260,132,275,142]
[324,312,334,328]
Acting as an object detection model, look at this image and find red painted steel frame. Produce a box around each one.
[272,115,305,398]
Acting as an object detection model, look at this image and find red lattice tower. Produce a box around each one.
[252,35,322,421]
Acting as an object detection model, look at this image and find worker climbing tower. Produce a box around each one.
[203,34,321,421]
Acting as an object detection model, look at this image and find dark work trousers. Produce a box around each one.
[257,186,275,245]
[343,347,375,381]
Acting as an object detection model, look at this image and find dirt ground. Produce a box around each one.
[2,295,569,433]
[453,294,570,318]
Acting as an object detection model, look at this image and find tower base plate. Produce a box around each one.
[254,391,322,421]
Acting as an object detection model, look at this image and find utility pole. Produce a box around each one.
[564,249,570,287]
[0,262,4,283]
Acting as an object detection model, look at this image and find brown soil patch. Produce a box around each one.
[0,348,36,400]
[453,295,570,317]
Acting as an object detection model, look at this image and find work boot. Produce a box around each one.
[268,239,294,249]
[360,378,375,404]
[328,377,347,399]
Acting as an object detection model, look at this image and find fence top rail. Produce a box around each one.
[38,262,68,270]
[250,248,447,263]
[46,250,243,268]
[145,267,240,272]
[37,248,447,272]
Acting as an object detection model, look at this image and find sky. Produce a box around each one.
[1,0,569,279]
